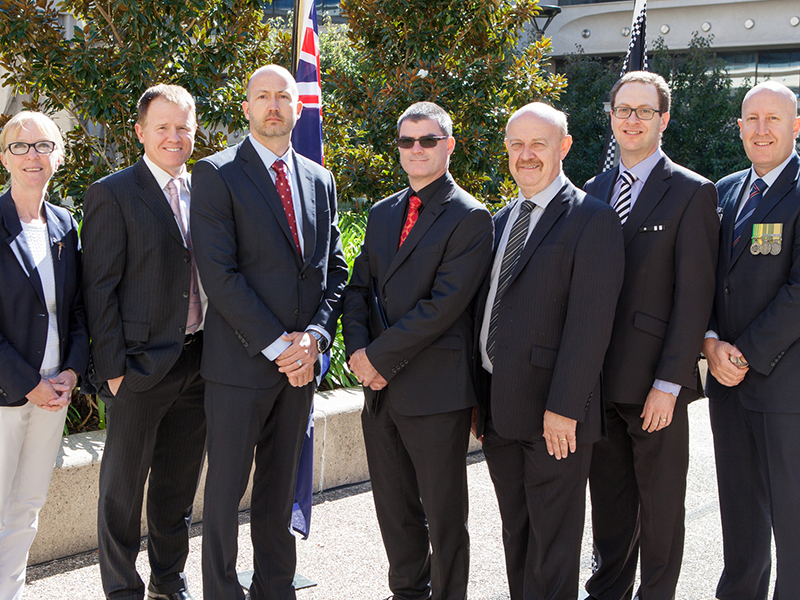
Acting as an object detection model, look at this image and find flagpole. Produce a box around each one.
[291,0,302,77]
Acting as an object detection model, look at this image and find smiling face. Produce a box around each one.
[505,109,572,198]
[397,117,455,191]
[134,97,195,177]
[611,81,670,167]
[739,86,800,176]
[243,67,303,154]
[0,122,63,193]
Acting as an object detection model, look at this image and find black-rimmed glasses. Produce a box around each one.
[611,107,662,121]
[5,141,58,155]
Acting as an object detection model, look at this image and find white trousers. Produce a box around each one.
[0,402,66,600]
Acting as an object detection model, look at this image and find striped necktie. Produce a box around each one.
[613,170,636,225]
[732,178,766,253]
[486,200,535,364]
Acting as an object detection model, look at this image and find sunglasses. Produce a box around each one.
[396,135,448,149]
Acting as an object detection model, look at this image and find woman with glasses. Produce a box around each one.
[0,111,88,600]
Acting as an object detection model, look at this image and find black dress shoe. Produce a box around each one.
[145,589,195,600]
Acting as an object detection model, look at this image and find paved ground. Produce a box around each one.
[26,400,776,599]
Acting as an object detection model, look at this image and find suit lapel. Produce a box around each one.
[134,160,185,247]
[594,170,617,204]
[622,157,670,247]
[240,139,303,266]
[45,203,69,337]
[294,152,317,270]
[1,192,46,306]
[723,174,750,272]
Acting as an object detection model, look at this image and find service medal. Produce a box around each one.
[760,242,771,255]
[750,242,760,255]
[770,241,782,255]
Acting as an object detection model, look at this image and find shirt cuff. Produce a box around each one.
[306,325,331,352]
[653,379,681,398]
[704,330,719,340]
[262,332,291,361]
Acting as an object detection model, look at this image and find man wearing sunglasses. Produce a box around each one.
[342,101,493,600]
[583,71,720,600]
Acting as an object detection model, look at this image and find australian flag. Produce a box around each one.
[598,0,648,174]
[290,0,325,541]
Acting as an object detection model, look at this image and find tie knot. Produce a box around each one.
[752,178,766,195]
[272,159,287,175]
[519,199,535,214]
[620,170,636,186]
[409,195,422,210]
[167,178,180,198]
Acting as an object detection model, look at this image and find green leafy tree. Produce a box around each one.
[0,0,291,209]
[322,0,566,207]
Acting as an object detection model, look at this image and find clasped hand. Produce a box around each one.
[275,331,318,387]
[348,348,387,391]
[27,369,77,412]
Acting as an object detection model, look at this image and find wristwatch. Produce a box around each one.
[308,330,326,354]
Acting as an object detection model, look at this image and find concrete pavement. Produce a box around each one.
[24,400,776,599]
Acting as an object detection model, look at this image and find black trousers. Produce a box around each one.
[98,338,206,600]
[586,400,689,600]
[483,419,592,600]
[710,396,800,600]
[201,379,313,600]
[361,400,471,600]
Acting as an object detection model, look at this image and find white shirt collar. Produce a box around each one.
[143,153,189,191]
[248,134,295,176]
[518,171,567,210]
[620,147,664,185]
[747,152,796,190]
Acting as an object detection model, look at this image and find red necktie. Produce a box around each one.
[399,195,422,248]
[272,159,302,257]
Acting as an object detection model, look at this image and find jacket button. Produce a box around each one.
[294,309,300,316]
[299,273,306,280]
[770,361,775,367]
[725,287,732,294]
[179,326,185,333]
[184,256,190,263]
[183,291,189,298]
[391,368,397,374]
[384,297,389,303]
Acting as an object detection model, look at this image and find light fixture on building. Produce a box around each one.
[744,19,755,29]
[702,21,712,32]
[581,29,591,38]
[660,24,670,34]
[621,27,631,37]
[529,5,562,41]
[790,16,800,27]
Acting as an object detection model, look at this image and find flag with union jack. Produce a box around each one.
[291,0,324,166]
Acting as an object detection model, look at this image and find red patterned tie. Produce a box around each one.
[399,195,422,248]
[272,159,302,257]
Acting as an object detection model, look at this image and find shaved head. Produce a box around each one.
[506,103,568,140]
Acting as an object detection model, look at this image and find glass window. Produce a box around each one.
[758,51,800,98]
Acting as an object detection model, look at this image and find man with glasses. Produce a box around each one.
[583,71,720,600]
[342,101,493,600]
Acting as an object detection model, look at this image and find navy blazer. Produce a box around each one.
[0,190,89,406]
[707,153,800,413]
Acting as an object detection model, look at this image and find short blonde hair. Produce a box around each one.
[0,111,65,154]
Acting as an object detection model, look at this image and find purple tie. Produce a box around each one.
[167,178,202,334]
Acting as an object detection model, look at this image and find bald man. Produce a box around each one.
[703,81,800,600]
[474,103,624,600]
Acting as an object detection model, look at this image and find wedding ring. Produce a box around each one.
[296,359,303,367]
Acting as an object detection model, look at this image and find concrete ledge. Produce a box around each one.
[30,388,481,565]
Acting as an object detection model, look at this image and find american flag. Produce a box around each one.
[598,0,648,174]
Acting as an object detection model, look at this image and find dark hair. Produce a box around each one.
[137,84,196,125]
[609,71,671,113]
[396,102,453,137]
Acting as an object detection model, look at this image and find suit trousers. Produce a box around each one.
[483,419,592,600]
[0,401,67,600]
[97,339,206,600]
[710,397,800,600]
[361,401,471,600]
[201,379,313,600]
[586,401,689,600]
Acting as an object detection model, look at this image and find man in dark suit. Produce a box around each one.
[82,84,207,600]
[190,65,348,600]
[703,81,800,600]
[583,72,720,600]
[341,101,493,600]
[474,103,624,600]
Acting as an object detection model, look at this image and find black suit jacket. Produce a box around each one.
[585,155,720,406]
[0,191,89,406]
[342,173,493,416]
[475,180,624,443]
[82,159,197,393]
[707,153,800,413]
[190,139,348,389]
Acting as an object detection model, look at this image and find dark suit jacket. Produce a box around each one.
[0,191,89,406]
[82,159,197,393]
[475,180,624,443]
[707,152,800,413]
[341,173,493,416]
[190,139,348,389]
[585,155,720,406]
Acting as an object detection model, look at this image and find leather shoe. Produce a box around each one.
[145,589,194,600]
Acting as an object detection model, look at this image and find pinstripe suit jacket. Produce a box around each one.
[82,159,195,393]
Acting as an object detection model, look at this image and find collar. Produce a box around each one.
[143,154,189,191]
[620,147,664,185]
[517,171,567,210]
[248,134,296,177]
[747,152,796,190]
[407,172,449,207]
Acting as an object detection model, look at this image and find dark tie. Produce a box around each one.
[399,195,422,248]
[486,200,535,364]
[613,170,636,225]
[272,159,302,257]
[167,178,202,334]
[732,178,766,253]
